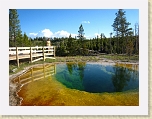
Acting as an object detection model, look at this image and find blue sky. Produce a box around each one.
[17,9,139,39]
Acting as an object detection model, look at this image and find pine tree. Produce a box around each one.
[23,32,30,46]
[109,32,113,54]
[67,34,75,55]
[16,30,23,46]
[96,35,100,52]
[77,24,88,55]
[59,40,66,56]
[112,9,132,54]
[126,39,134,60]
[104,36,108,53]
[100,33,104,52]
[9,9,22,47]
[78,24,85,43]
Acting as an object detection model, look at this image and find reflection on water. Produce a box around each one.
[55,62,139,93]
[13,64,56,85]
[55,62,86,91]
[112,67,131,92]
[112,63,139,92]
[66,62,86,80]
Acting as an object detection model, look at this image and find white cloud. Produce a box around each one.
[41,29,53,37]
[71,33,77,38]
[82,21,90,24]
[54,30,77,38]
[29,33,38,36]
[54,30,70,37]
[30,29,77,38]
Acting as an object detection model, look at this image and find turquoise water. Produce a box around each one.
[53,62,139,93]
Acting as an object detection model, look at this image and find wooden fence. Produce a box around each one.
[9,46,55,67]
[13,64,56,85]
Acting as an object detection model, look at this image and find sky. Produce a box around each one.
[17,9,139,39]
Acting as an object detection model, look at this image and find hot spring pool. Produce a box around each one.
[13,62,139,106]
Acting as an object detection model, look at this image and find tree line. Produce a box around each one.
[9,9,139,57]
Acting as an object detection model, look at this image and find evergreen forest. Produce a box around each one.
[9,9,139,57]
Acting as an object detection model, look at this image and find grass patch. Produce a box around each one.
[101,54,139,61]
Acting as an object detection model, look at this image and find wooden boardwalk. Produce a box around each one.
[9,46,55,67]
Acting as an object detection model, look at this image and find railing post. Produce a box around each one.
[43,47,45,61]
[54,46,55,57]
[30,47,32,63]
[16,47,19,67]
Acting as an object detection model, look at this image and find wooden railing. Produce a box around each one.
[13,64,56,85]
[9,46,55,67]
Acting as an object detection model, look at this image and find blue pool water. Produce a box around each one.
[53,62,139,93]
